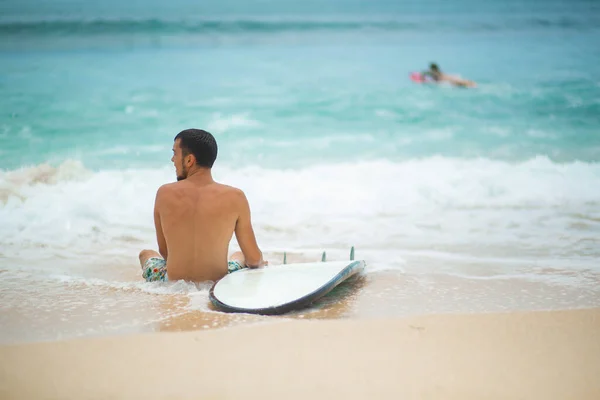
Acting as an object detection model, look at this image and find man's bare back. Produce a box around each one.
[138,129,265,283]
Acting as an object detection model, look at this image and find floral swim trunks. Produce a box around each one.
[142,257,168,282]
[227,260,245,274]
[142,257,246,282]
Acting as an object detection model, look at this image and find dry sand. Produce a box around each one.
[1,308,599,399]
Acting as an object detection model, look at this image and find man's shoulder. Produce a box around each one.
[154,182,182,204]
[159,181,178,189]
[156,182,178,194]
[156,181,246,202]
[214,183,245,198]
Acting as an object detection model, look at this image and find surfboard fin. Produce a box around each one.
[283,252,287,265]
[350,246,354,261]
[321,251,326,262]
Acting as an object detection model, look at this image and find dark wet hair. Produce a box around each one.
[174,129,218,168]
[430,63,440,72]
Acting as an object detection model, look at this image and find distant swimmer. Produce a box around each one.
[420,63,477,88]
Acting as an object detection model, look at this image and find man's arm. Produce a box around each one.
[154,186,168,260]
[234,190,265,268]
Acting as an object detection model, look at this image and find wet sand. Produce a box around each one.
[2,308,599,399]
[2,259,600,345]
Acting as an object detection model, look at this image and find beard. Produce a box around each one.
[176,161,188,181]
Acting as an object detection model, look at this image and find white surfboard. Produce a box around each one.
[209,259,365,315]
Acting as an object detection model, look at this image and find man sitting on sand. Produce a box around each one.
[423,63,477,88]
[138,129,267,282]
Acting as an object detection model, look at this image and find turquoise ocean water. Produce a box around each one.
[1,0,600,343]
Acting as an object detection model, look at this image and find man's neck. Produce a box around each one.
[185,167,214,185]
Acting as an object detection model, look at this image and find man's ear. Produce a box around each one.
[186,154,196,167]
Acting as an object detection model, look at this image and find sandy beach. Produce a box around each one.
[2,307,599,399]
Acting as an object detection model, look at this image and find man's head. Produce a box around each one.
[430,63,440,72]
[172,129,218,181]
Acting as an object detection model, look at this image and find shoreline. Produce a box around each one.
[3,263,600,345]
[2,307,599,399]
